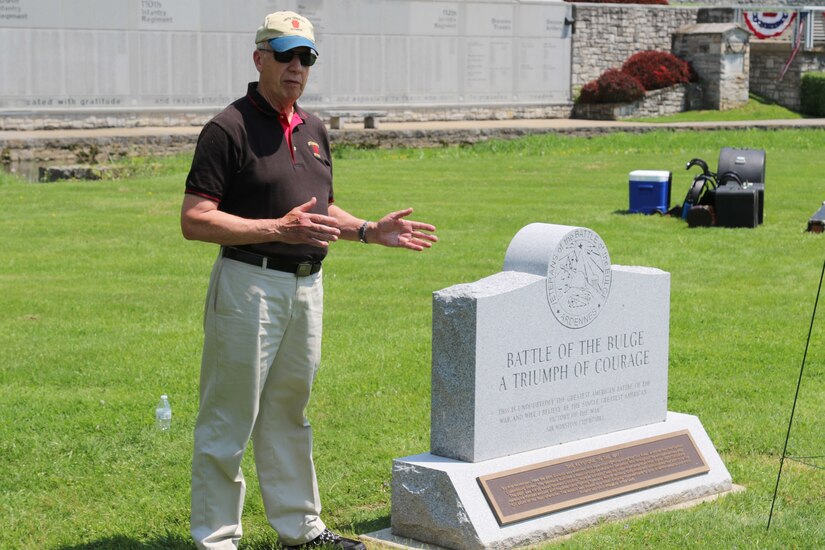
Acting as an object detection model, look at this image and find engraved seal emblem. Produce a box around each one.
[546,228,611,328]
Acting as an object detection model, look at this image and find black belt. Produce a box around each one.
[222,247,322,277]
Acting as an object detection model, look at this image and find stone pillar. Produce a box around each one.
[673,23,751,110]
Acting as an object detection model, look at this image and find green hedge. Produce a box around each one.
[800,71,825,116]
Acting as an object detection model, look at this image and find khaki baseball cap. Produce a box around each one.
[255,11,317,55]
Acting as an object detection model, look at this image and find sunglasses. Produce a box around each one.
[263,49,317,67]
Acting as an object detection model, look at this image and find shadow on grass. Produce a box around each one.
[353,514,392,536]
[56,534,278,550]
[53,522,392,550]
[613,208,668,216]
[57,533,197,550]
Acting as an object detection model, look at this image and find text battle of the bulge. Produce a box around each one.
[496,330,654,432]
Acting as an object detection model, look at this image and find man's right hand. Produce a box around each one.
[181,194,339,248]
[275,197,341,248]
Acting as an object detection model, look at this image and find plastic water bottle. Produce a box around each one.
[155,395,172,431]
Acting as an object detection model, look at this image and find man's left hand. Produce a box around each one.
[371,208,437,251]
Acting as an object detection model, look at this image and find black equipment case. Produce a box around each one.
[808,202,825,233]
[715,180,759,228]
[718,147,766,224]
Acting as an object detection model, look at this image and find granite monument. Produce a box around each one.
[382,223,733,550]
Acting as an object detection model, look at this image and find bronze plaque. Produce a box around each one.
[477,430,709,525]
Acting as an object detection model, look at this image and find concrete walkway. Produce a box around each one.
[377,116,825,132]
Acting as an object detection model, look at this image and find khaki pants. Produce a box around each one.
[191,255,326,549]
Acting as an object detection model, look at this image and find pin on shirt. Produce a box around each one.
[308,141,321,159]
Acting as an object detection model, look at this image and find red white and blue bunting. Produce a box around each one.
[743,11,797,39]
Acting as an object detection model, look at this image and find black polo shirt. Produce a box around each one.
[185,82,334,263]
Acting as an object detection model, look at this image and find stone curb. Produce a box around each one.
[2,119,825,164]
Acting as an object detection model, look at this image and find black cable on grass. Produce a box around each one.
[767,257,825,530]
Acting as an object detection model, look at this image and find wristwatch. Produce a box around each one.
[358,221,369,244]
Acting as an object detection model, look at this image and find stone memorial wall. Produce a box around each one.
[0,0,573,116]
[750,41,825,111]
[570,5,700,89]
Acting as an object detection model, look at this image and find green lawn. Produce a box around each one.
[1,129,824,549]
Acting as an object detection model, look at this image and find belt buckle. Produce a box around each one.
[295,262,313,277]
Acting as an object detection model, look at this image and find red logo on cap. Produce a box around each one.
[292,20,300,28]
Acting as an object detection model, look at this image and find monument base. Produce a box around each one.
[388,412,732,550]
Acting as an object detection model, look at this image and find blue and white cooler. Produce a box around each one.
[628,170,672,214]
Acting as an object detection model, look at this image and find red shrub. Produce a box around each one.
[578,69,645,104]
[621,50,693,91]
